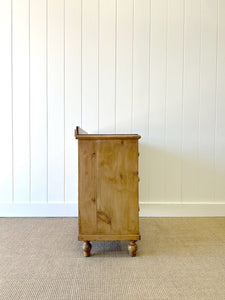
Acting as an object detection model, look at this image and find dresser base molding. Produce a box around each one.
[78,234,141,241]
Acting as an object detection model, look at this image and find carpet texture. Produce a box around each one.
[0,217,225,300]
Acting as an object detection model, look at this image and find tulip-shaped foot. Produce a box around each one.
[82,241,92,257]
[128,240,137,257]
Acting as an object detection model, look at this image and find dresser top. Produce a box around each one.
[75,126,141,140]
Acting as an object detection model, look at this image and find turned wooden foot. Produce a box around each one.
[82,241,92,257]
[128,240,137,257]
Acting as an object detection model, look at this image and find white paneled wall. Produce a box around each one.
[30,0,47,203]
[0,0,225,217]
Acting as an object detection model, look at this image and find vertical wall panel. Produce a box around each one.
[132,0,150,202]
[1,0,225,215]
[148,0,168,202]
[182,0,201,202]
[133,0,150,137]
[30,0,47,202]
[98,0,116,133]
[13,0,30,203]
[48,0,65,202]
[0,0,12,202]
[164,0,184,202]
[198,0,218,202]
[215,0,225,202]
[65,0,81,202]
[116,0,133,133]
[82,0,99,133]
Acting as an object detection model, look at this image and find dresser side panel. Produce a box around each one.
[96,139,139,235]
[78,140,97,235]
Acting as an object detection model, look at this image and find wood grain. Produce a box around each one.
[78,234,140,241]
[76,134,141,140]
[78,140,97,235]
[77,129,141,248]
[96,140,139,236]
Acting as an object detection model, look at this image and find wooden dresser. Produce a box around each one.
[75,126,141,257]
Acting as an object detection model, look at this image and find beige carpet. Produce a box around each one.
[0,217,225,300]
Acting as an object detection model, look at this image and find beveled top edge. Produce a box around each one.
[75,134,141,140]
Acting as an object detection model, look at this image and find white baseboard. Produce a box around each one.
[0,202,225,217]
[139,202,225,217]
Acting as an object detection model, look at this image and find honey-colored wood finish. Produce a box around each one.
[97,139,139,236]
[78,234,140,241]
[75,126,88,136]
[128,240,138,257]
[75,126,141,140]
[78,140,97,235]
[75,126,141,256]
[82,241,92,257]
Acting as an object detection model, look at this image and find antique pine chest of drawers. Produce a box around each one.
[75,126,141,257]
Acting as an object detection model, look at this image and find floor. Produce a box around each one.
[0,217,225,299]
